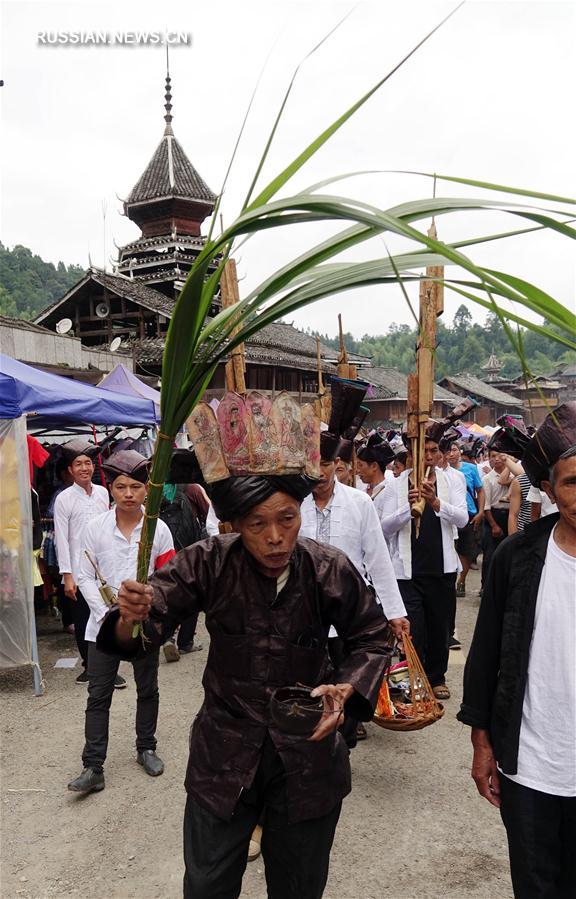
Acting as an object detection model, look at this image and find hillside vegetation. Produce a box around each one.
[314,305,574,380]
[0,243,85,320]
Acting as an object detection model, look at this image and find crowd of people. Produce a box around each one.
[26,396,575,899]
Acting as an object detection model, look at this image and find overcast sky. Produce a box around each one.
[1,0,574,338]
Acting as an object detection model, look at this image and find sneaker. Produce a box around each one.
[178,643,203,654]
[449,636,462,651]
[163,642,180,663]
[456,582,466,597]
[114,674,127,689]
[75,670,89,684]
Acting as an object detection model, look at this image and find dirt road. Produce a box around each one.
[1,569,512,899]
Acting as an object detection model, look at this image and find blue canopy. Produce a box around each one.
[0,354,158,424]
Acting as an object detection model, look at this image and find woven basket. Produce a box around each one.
[373,633,445,732]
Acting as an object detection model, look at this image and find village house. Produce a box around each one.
[363,367,462,427]
[437,372,523,426]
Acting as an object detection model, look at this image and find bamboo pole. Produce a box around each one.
[337,313,350,379]
[220,258,246,394]
[335,315,359,484]
[407,220,444,535]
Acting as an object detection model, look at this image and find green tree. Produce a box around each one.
[0,242,85,320]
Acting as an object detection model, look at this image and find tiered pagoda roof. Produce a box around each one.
[125,134,216,207]
[116,68,217,299]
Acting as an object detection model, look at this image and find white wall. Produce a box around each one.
[0,325,133,373]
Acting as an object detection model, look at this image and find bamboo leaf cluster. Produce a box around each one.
[136,15,576,587]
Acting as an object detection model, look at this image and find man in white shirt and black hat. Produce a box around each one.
[380,422,468,700]
[68,450,175,795]
[53,438,111,684]
[459,401,576,898]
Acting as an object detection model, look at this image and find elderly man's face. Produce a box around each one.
[542,454,576,533]
[233,492,301,578]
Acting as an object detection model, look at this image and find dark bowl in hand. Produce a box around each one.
[269,685,324,736]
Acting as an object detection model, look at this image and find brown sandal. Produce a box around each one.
[432,684,451,700]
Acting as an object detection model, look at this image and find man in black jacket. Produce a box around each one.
[458,402,576,899]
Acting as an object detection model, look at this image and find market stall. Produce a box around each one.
[0,354,158,694]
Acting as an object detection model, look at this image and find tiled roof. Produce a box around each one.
[0,314,55,334]
[365,367,461,405]
[439,373,523,406]
[132,321,365,373]
[250,321,369,365]
[126,134,216,206]
[34,269,176,323]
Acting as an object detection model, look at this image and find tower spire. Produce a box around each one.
[164,46,173,136]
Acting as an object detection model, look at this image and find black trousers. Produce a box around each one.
[72,589,91,668]
[481,509,508,587]
[500,775,576,898]
[398,574,456,687]
[82,642,160,770]
[177,610,200,649]
[183,737,341,899]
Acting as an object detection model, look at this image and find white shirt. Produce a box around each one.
[299,480,406,622]
[483,469,513,510]
[503,530,576,796]
[381,468,468,580]
[527,484,558,517]
[77,509,175,642]
[53,482,110,579]
[206,502,220,536]
[367,472,396,538]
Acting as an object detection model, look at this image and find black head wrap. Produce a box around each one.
[460,438,484,460]
[522,402,576,487]
[167,448,205,488]
[208,475,316,522]
[61,437,100,465]
[102,450,150,484]
[321,378,369,461]
[320,431,341,462]
[335,438,353,463]
[357,432,395,470]
[425,419,454,445]
[438,427,461,453]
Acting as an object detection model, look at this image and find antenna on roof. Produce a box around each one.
[164,44,173,136]
[102,199,108,272]
[56,318,73,336]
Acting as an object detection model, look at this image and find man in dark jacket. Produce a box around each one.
[458,402,576,899]
[97,474,391,899]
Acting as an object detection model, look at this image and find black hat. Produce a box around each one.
[438,427,461,453]
[522,402,576,487]
[101,450,150,484]
[208,474,315,522]
[61,437,100,465]
[167,448,204,486]
[357,431,395,469]
[320,431,341,462]
[335,438,353,463]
